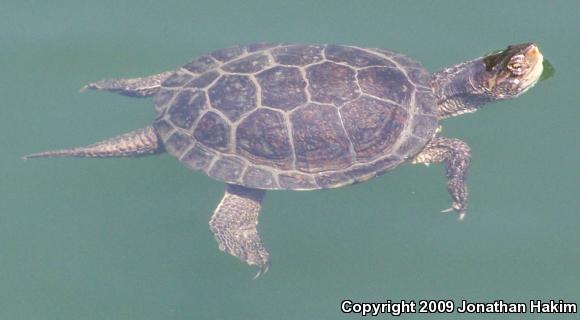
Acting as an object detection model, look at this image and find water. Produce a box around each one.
[1,1,579,319]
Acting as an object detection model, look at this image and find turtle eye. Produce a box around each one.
[508,62,523,75]
[508,54,526,75]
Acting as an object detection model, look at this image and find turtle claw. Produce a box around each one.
[440,203,467,221]
[80,81,104,93]
[253,261,270,280]
[79,85,95,93]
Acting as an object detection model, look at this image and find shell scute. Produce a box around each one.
[209,156,245,183]
[315,171,352,189]
[208,75,257,121]
[371,155,402,176]
[181,143,215,171]
[325,45,397,68]
[271,44,324,66]
[256,66,307,110]
[222,53,270,73]
[278,172,318,190]
[154,89,176,115]
[193,112,231,152]
[163,72,194,88]
[185,71,219,89]
[247,43,279,53]
[306,62,360,106]
[183,55,218,74]
[340,96,408,161]
[396,136,424,158]
[405,68,432,87]
[168,90,206,130]
[357,67,413,104]
[236,109,293,170]
[291,103,353,173]
[415,90,438,116]
[411,114,438,141]
[153,119,173,137]
[242,167,277,189]
[165,131,194,157]
[211,46,245,62]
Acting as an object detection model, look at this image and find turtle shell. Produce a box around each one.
[153,44,438,190]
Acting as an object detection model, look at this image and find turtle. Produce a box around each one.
[24,42,544,276]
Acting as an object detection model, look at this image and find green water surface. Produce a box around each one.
[1,1,579,319]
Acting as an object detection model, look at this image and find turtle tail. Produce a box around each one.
[22,126,163,160]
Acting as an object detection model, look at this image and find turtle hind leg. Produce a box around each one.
[412,136,471,220]
[81,71,173,97]
[22,126,163,159]
[210,184,270,278]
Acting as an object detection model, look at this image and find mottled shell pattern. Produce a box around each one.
[153,44,438,190]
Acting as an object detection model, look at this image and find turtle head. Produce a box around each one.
[478,43,543,99]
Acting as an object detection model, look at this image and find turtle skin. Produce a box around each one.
[153,44,439,190]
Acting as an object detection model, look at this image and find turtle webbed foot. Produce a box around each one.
[412,137,471,221]
[211,225,271,277]
[210,185,270,278]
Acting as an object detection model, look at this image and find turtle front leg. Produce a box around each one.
[81,71,173,97]
[210,184,270,278]
[412,136,471,220]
